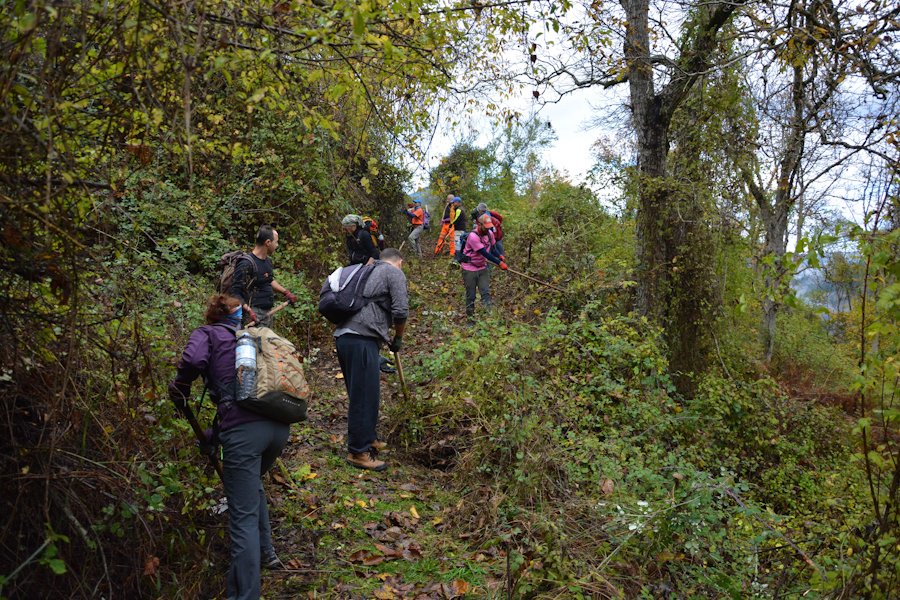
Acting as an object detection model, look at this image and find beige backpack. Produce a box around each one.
[235,326,309,423]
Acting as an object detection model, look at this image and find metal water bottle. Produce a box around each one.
[235,333,257,401]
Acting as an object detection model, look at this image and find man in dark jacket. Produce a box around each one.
[229,224,297,327]
[449,196,467,258]
[332,248,408,471]
[342,214,380,265]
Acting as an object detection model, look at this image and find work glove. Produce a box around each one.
[284,290,298,305]
[499,255,506,262]
[168,383,189,418]
[197,428,218,456]
[388,335,403,353]
[379,356,397,374]
[246,307,259,325]
[499,261,509,271]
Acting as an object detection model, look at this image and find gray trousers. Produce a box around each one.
[254,306,273,329]
[462,268,491,317]
[335,334,381,455]
[408,225,424,257]
[220,419,290,600]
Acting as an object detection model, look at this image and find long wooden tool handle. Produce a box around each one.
[393,351,412,404]
[269,300,290,316]
[504,266,569,293]
[247,300,290,327]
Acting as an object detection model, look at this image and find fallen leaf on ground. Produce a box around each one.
[143,555,160,576]
[348,549,385,566]
[374,543,402,558]
[601,478,614,496]
[409,505,420,519]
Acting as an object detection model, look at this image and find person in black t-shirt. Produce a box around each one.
[342,214,380,265]
[229,224,297,328]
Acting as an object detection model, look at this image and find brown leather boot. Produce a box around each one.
[346,452,387,471]
[371,439,388,451]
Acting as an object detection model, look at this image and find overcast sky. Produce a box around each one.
[410,85,617,191]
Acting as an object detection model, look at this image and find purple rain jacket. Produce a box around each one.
[168,322,263,432]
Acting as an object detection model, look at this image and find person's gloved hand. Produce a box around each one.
[500,255,506,262]
[197,427,218,456]
[499,261,509,270]
[388,335,403,353]
[168,383,189,418]
[284,290,297,305]
[379,356,397,374]
[246,307,259,325]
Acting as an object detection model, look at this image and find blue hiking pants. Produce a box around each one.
[220,418,290,600]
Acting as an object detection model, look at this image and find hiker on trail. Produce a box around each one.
[403,199,425,257]
[333,248,408,471]
[343,214,380,266]
[471,202,506,257]
[168,294,289,600]
[363,215,386,250]
[461,213,507,319]
[449,196,467,260]
[434,194,456,255]
[230,224,297,328]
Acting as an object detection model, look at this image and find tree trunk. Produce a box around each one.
[623,0,670,321]
[621,0,743,394]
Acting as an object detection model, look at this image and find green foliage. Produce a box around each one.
[506,176,635,313]
[387,303,864,596]
[428,142,497,204]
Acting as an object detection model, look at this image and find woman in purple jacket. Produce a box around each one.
[169,294,289,600]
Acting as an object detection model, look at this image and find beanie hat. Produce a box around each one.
[452,196,462,204]
[341,214,363,228]
[476,203,488,213]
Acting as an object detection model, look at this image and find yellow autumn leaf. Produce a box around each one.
[409,505,420,519]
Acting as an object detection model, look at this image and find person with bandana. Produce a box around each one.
[168,294,290,600]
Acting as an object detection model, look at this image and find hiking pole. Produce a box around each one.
[392,351,412,404]
[504,266,569,293]
[181,404,224,480]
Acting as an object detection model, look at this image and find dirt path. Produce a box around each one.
[262,254,502,599]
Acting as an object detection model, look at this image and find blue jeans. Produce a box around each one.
[220,419,290,600]
[335,334,381,455]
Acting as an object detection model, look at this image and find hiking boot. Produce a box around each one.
[261,549,285,570]
[371,439,388,451]
[346,452,387,471]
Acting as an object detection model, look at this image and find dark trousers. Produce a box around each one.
[220,419,290,600]
[335,334,381,455]
[462,268,491,317]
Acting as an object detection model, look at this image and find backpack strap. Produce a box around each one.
[242,252,260,293]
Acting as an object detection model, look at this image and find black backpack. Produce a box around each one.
[318,263,381,324]
[454,232,472,264]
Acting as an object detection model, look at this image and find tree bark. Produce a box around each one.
[621,0,747,392]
